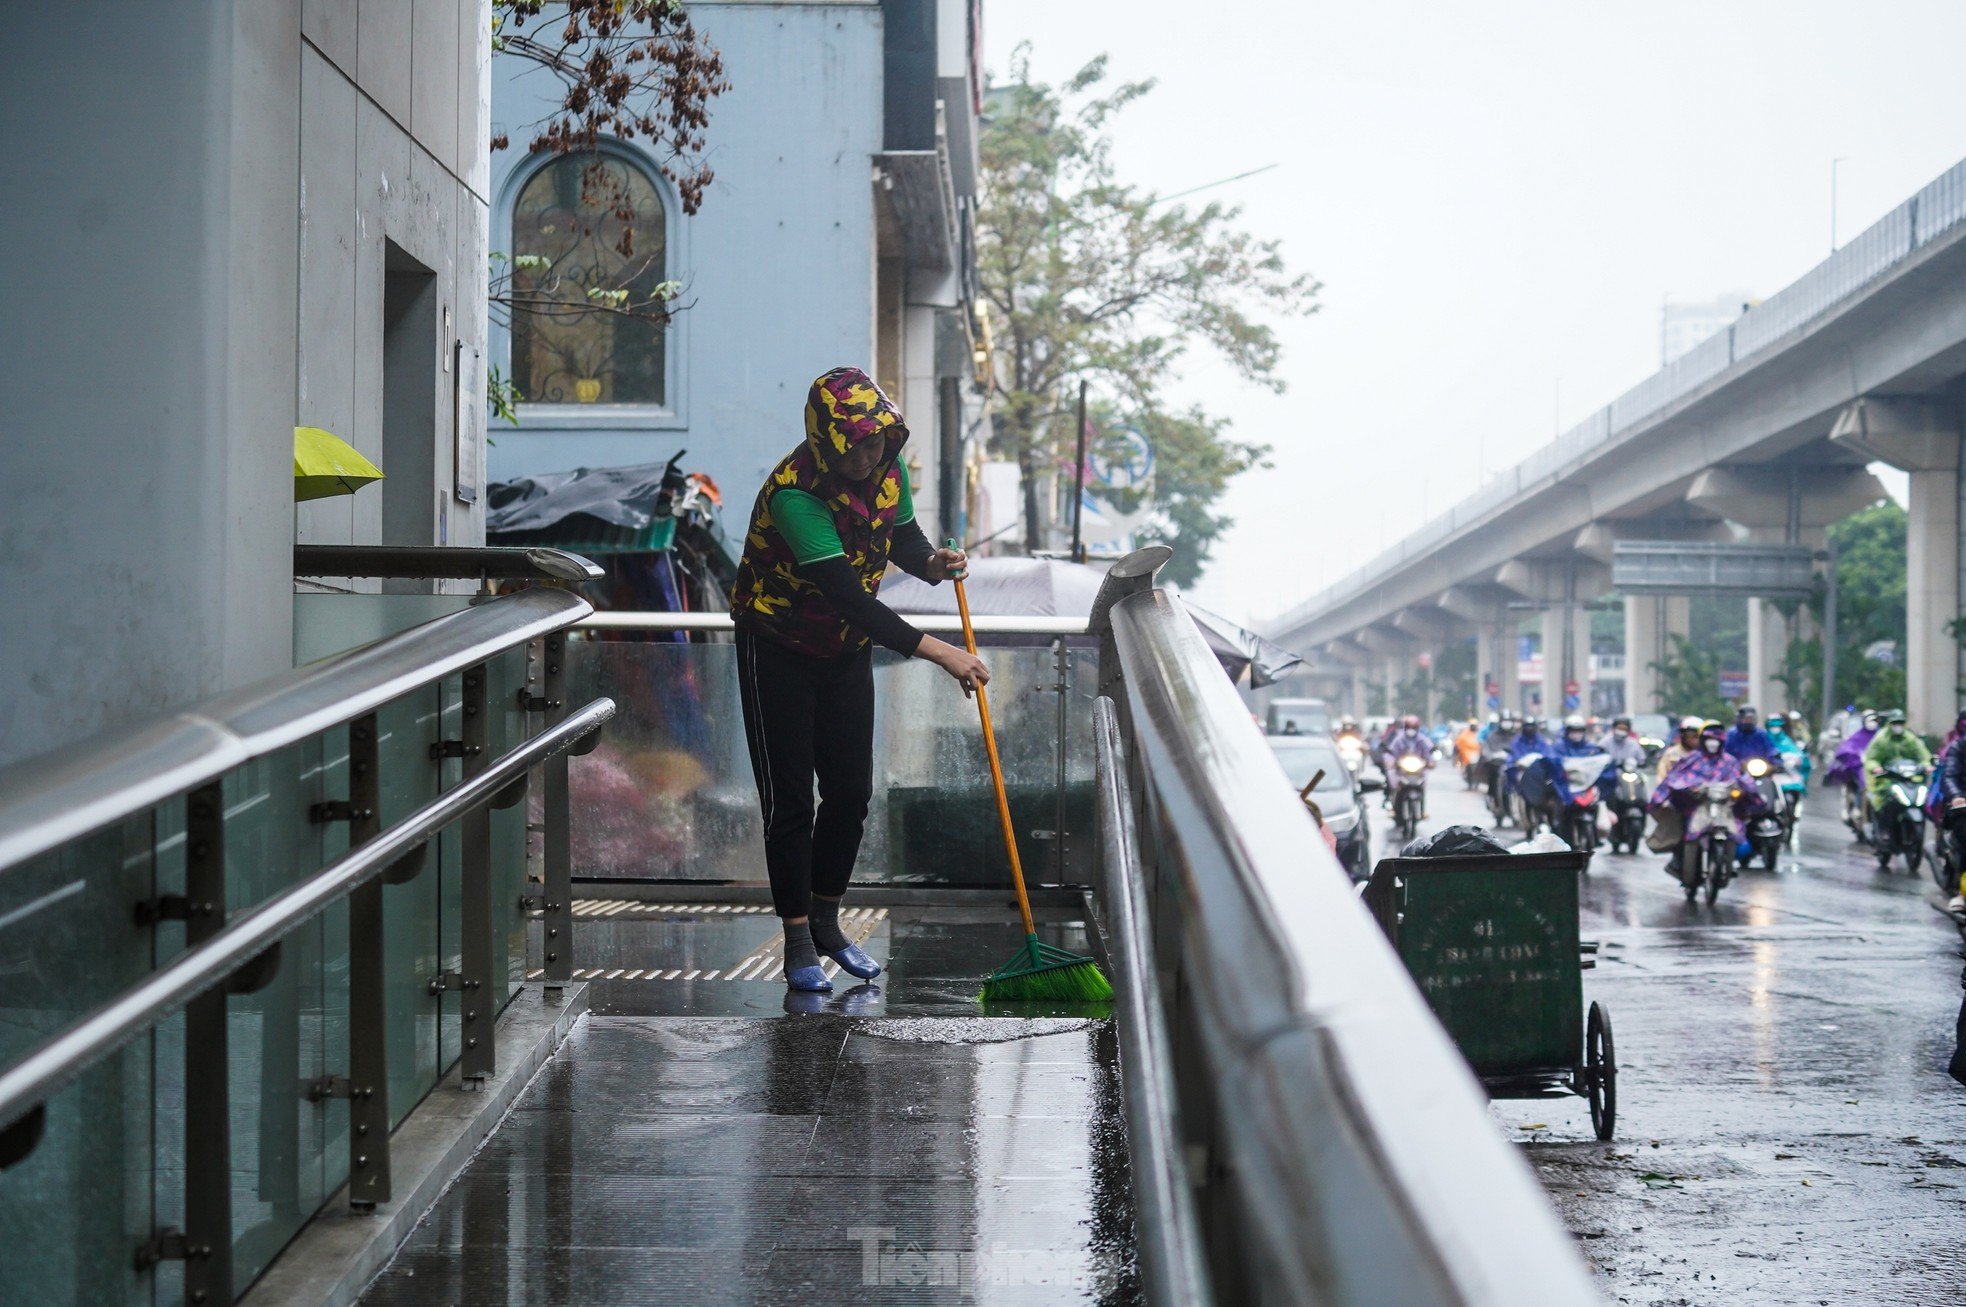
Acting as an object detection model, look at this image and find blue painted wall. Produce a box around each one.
[488,0,885,517]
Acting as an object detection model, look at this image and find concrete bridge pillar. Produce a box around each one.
[1746,598,1791,717]
[1831,397,1963,732]
[1624,595,1690,716]
[1497,621,1522,717]
[1540,605,1592,719]
[1476,622,1503,719]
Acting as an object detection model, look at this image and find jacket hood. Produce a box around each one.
[804,366,908,478]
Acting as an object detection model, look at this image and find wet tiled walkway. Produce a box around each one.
[358,904,1140,1305]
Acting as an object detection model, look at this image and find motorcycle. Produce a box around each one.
[1335,734,1368,783]
[1670,780,1741,906]
[1481,746,1515,828]
[1555,753,1613,854]
[1608,765,1650,854]
[1930,802,1965,894]
[1839,776,1871,845]
[1739,757,1789,871]
[1390,752,1429,842]
[1776,748,1808,846]
[1871,759,1930,874]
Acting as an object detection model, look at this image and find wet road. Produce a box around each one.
[1373,769,1966,1305]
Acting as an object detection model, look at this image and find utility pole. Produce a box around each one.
[1819,536,1839,732]
[1068,379,1089,564]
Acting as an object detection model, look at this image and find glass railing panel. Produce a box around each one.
[485,646,534,1001]
[221,737,337,1289]
[372,691,444,1131]
[0,818,160,1306]
[567,638,1095,886]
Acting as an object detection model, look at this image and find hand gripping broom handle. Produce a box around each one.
[952,572,1039,938]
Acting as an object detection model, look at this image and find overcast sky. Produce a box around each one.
[981,1,1966,625]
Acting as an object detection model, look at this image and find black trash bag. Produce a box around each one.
[1400,824,1510,859]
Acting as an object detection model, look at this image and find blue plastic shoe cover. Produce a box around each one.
[786,964,833,993]
[825,942,882,980]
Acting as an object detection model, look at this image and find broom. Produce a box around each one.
[949,546,1113,1004]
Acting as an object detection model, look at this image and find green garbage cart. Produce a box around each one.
[1362,850,1616,1140]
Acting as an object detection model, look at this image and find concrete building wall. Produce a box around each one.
[0,0,489,769]
[485,2,886,511]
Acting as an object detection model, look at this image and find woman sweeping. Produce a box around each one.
[729,366,988,992]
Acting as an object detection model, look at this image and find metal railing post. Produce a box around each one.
[539,633,573,985]
[180,780,233,1303]
[457,664,495,1079]
[345,713,391,1207]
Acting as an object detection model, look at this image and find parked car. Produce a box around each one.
[1267,734,1372,879]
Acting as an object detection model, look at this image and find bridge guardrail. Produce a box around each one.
[1093,552,1599,1305]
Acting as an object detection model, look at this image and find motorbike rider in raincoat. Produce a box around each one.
[1601,715,1647,772]
[1864,710,1933,817]
[1656,716,1706,782]
[1934,710,1966,908]
[1724,706,1782,764]
[1381,714,1434,777]
[1827,710,1881,790]
[1651,723,1768,860]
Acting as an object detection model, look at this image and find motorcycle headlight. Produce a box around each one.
[1398,756,1425,774]
[1338,739,1362,757]
[1746,758,1768,778]
[1892,785,1910,806]
[1621,771,1639,785]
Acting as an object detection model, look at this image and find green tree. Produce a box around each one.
[1650,633,1731,722]
[1811,501,1908,712]
[976,48,1317,565]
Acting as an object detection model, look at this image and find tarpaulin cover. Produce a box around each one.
[486,461,680,554]
[879,556,1305,687]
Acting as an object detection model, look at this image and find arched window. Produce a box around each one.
[510,153,668,406]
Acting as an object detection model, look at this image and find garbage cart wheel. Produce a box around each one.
[1586,1001,1616,1141]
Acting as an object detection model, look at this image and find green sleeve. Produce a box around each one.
[895,461,915,526]
[768,488,846,565]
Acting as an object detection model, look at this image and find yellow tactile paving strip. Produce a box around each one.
[528,902,887,983]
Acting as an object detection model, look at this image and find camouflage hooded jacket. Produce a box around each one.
[728,367,910,657]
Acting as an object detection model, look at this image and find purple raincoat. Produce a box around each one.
[1825,726,1876,788]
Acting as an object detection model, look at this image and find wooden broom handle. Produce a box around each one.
[953,575,1037,936]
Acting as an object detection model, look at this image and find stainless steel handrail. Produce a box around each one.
[0,699,613,1137]
[294,544,605,582]
[1091,697,1212,1307]
[0,587,593,875]
[578,610,1088,635]
[1106,588,1599,1306]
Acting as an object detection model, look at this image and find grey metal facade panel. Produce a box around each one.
[358,0,414,125]
[296,45,362,551]
[457,0,491,201]
[411,0,463,177]
[302,0,358,73]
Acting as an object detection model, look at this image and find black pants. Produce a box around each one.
[736,627,876,919]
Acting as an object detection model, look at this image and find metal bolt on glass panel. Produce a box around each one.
[458,665,496,1080]
[539,633,573,985]
[343,714,392,1208]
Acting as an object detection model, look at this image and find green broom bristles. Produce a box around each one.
[979,934,1114,1003]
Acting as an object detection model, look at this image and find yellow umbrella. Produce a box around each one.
[294,426,384,501]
